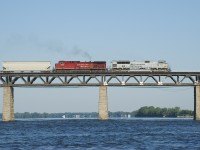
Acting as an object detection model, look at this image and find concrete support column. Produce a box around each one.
[194,86,200,120]
[2,87,14,121]
[98,86,109,120]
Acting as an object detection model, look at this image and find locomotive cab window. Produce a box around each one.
[113,64,117,67]
[158,60,166,63]
[59,61,65,64]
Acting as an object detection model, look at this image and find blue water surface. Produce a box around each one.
[0,118,200,150]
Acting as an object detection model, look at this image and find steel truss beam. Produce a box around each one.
[0,72,200,87]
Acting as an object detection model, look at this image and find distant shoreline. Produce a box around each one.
[0,106,193,119]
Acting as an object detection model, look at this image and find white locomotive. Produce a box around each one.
[111,60,170,72]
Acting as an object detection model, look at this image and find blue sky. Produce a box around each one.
[0,0,200,113]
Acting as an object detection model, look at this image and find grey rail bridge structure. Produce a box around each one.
[1,71,200,121]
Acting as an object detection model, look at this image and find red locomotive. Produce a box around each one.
[55,61,106,71]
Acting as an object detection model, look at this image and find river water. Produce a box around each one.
[0,118,200,149]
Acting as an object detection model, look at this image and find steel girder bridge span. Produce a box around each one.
[1,72,200,121]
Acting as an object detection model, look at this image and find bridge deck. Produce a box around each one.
[0,72,200,87]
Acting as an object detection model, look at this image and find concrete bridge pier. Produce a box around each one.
[2,87,14,121]
[98,86,109,120]
[194,86,200,120]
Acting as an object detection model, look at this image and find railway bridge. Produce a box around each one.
[1,71,200,121]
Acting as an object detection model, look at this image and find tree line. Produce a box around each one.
[0,106,193,119]
[135,106,193,117]
[13,112,99,119]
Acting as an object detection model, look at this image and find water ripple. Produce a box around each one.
[0,119,200,149]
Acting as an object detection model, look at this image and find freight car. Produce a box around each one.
[55,61,107,72]
[2,61,51,72]
[111,60,170,72]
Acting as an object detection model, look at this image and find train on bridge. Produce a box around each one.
[2,60,171,72]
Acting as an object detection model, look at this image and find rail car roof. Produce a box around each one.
[112,60,130,62]
[58,61,106,63]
